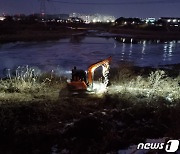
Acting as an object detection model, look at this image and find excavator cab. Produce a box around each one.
[68,67,88,91]
[71,67,87,83]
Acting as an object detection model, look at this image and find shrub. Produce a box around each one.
[109,69,180,103]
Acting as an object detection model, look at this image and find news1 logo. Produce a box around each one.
[165,140,179,152]
[137,139,179,152]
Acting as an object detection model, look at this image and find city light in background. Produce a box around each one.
[70,13,115,23]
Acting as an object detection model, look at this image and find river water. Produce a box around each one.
[0,36,180,76]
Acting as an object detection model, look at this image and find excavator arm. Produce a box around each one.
[87,56,112,87]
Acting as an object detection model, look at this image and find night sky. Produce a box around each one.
[1,0,180,18]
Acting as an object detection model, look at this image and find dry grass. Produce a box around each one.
[109,65,180,103]
[0,64,179,103]
[0,66,66,102]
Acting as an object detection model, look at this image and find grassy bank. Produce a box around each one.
[0,30,87,44]
[0,64,179,153]
[0,22,88,44]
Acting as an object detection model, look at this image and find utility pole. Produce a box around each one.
[40,0,46,18]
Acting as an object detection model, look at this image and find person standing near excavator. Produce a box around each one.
[72,66,77,81]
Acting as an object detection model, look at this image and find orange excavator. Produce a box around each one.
[67,57,112,93]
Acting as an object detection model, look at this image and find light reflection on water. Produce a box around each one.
[129,42,133,57]
[121,43,126,60]
[0,37,179,76]
[163,41,174,62]
[141,40,146,60]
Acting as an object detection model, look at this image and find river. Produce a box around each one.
[0,36,179,76]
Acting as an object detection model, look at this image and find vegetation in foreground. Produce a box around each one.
[0,64,179,153]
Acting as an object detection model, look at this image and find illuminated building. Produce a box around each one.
[161,17,180,27]
[145,18,156,24]
[161,17,180,24]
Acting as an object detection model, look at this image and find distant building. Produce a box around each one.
[31,13,70,23]
[115,17,143,25]
[161,17,180,23]
[12,14,26,21]
[161,17,180,27]
[145,18,156,24]
[68,17,84,23]
[46,14,69,20]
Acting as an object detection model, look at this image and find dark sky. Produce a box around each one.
[1,0,180,18]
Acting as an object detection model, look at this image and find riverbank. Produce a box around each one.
[109,28,180,40]
[0,64,179,153]
[0,30,87,44]
[1,29,180,44]
[0,21,89,44]
[1,22,180,44]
